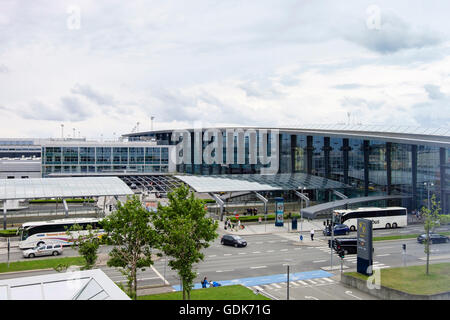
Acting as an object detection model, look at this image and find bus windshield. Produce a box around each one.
[19,228,29,241]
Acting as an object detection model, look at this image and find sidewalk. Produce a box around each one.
[218,218,325,236]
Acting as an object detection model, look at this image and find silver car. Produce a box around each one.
[22,244,63,258]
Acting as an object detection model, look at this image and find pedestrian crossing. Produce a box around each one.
[247,277,336,292]
[316,246,390,269]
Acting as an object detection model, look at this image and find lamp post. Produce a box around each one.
[424,181,434,211]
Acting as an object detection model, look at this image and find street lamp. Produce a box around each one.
[424,181,434,210]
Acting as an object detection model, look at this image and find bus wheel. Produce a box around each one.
[350,226,356,231]
[392,223,397,228]
[385,223,391,229]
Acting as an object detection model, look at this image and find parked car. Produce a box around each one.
[323,224,350,236]
[417,233,449,244]
[22,244,63,258]
[329,237,357,255]
[221,235,247,247]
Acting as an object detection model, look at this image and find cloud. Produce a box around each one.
[71,83,115,106]
[334,84,363,90]
[0,64,9,73]
[344,10,441,54]
[20,97,90,122]
[424,84,446,100]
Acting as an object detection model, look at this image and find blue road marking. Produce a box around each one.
[172,270,333,291]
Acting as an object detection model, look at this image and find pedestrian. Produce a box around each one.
[202,277,208,288]
[238,220,241,230]
[310,228,315,241]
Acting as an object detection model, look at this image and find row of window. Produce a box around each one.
[44,147,169,165]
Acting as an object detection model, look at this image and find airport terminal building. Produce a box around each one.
[1,124,449,215]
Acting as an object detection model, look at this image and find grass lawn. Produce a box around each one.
[346,262,450,295]
[138,285,271,300]
[373,231,450,242]
[0,256,84,273]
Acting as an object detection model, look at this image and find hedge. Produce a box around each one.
[0,229,18,237]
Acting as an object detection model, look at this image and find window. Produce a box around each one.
[46,245,52,249]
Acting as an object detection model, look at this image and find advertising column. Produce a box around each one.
[357,218,373,276]
[275,197,284,227]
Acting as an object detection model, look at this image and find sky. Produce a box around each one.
[0,0,449,140]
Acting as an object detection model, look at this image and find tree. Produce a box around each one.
[101,195,159,300]
[150,184,218,300]
[420,194,441,275]
[66,223,100,270]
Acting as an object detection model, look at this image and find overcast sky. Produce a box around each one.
[0,0,449,140]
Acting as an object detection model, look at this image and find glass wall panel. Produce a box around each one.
[145,148,161,164]
[368,140,387,191]
[417,145,440,209]
[80,147,95,164]
[294,135,307,173]
[330,137,344,182]
[391,143,412,194]
[44,147,61,164]
[62,147,78,165]
[348,139,365,192]
[311,136,324,176]
[96,147,112,164]
[113,147,128,164]
[129,147,145,164]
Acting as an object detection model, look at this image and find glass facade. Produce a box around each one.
[42,146,169,176]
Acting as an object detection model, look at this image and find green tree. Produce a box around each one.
[150,184,218,300]
[101,195,159,300]
[66,223,100,270]
[420,194,441,275]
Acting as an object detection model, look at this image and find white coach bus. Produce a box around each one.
[334,207,408,231]
[18,218,104,250]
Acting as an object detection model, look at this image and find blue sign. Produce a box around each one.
[275,197,284,227]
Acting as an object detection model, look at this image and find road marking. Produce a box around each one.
[266,250,275,253]
[271,283,282,288]
[313,260,326,263]
[306,279,317,285]
[280,249,288,252]
[208,255,217,258]
[216,269,234,273]
[253,285,264,291]
[323,277,334,283]
[250,266,267,269]
[238,252,247,255]
[315,278,326,284]
[345,290,362,300]
[268,241,275,243]
[252,251,261,254]
[290,281,300,286]
[297,280,309,286]
[281,240,288,242]
[305,296,319,300]
[150,265,169,285]
[224,253,232,256]
[294,248,302,250]
[376,254,390,257]
[255,242,263,244]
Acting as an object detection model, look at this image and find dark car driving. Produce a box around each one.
[329,237,357,254]
[323,224,350,236]
[417,233,449,244]
[221,235,247,247]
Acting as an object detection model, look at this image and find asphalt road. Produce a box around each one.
[1,223,449,300]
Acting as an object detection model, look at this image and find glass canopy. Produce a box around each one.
[175,173,350,193]
[0,177,133,200]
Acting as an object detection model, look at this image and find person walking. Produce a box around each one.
[310,228,315,241]
[237,220,241,231]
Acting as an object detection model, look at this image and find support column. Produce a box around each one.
[412,145,417,211]
[364,140,370,197]
[343,139,350,185]
[386,142,392,195]
[291,135,297,173]
[440,148,447,214]
[306,136,313,175]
